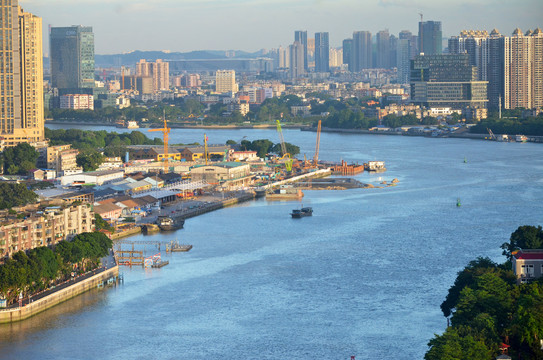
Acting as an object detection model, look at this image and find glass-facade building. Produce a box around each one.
[50,26,95,90]
[410,54,488,109]
[315,32,329,73]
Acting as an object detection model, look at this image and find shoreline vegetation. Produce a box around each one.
[425,225,543,359]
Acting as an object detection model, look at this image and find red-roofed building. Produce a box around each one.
[512,249,543,284]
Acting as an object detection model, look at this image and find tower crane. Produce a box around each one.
[148,110,171,174]
[313,120,321,167]
[275,119,292,172]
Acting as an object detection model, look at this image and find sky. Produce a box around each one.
[21,0,543,55]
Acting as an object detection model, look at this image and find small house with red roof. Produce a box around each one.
[512,249,543,284]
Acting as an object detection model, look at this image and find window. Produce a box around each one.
[521,264,534,277]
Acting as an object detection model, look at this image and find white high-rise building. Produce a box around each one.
[215,70,238,94]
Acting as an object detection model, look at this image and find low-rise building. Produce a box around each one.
[0,204,94,260]
[61,170,125,186]
[190,162,252,189]
[179,145,233,162]
[60,94,94,110]
[231,151,259,162]
[93,203,123,220]
[512,249,543,284]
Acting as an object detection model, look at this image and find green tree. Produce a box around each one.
[0,183,38,209]
[1,143,39,175]
[501,225,543,261]
[76,150,104,171]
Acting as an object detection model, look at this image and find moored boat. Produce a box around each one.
[156,216,184,231]
[291,207,313,218]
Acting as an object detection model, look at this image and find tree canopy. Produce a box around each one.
[1,143,39,175]
[0,183,38,209]
[426,225,543,359]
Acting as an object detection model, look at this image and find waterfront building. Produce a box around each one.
[50,25,95,90]
[410,54,488,110]
[503,28,543,110]
[352,31,372,71]
[0,2,45,147]
[190,162,251,189]
[136,59,170,92]
[418,20,442,55]
[315,32,330,73]
[512,249,543,284]
[215,70,238,94]
[376,30,390,69]
[0,204,94,259]
[294,30,308,71]
[289,41,305,79]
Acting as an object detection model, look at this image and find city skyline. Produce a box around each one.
[21,0,542,55]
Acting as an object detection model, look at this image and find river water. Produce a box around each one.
[1,124,542,359]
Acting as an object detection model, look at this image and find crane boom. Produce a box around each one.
[276,120,287,156]
[148,111,170,173]
[313,120,321,166]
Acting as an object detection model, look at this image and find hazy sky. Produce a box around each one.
[21,0,543,55]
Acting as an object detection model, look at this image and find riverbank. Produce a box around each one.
[0,266,119,324]
[301,127,543,143]
[44,120,309,130]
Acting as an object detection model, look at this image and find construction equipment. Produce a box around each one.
[148,110,171,174]
[313,120,321,167]
[487,128,497,141]
[275,120,292,171]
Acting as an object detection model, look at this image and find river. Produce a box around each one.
[0,124,542,359]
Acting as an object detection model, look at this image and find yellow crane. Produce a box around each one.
[313,120,321,167]
[275,119,292,172]
[148,112,171,174]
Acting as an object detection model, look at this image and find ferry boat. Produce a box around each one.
[291,207,313,218]
[116,120,139,129]
[156,216,184,231]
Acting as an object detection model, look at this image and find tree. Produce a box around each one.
[76,150,104,172]
[0,183,38,209]
[501,225,543,261]
[1,143,39,174]
[271,142,300,157]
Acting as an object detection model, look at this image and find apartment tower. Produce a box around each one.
[0,1,44,147]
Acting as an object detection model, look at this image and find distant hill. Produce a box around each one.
[92,49,267,68]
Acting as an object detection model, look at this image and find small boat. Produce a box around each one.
[156,216,184,231]
[151,260,169,268]
[291,207,313,218]
[166,240,192,252]
[456,198,461,207]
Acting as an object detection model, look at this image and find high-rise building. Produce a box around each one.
[329,48,343,68]
[315,32,330,73]
[136,59,170,92]
[376,30,390,69]
[278,46,289,68]
[503,28,543,110]
[294,31,308,71]
[397,31,414,84]
[389,34,398,69]
[215,70,238,93]
[289,41,305,79]
[0,1,44,147]
[410,54,488,109]
[418,21,442,55]
[448,30,490,81]
[343,39,353,71]
[50,25,95,90]
[352,31,372,71]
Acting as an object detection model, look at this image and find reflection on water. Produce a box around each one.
[0,289,110,347]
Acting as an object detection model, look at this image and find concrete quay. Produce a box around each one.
[0,266,119,324]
